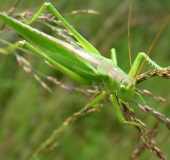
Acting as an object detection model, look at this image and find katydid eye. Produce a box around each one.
[120,85,126,91]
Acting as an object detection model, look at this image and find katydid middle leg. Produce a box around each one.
[110,48,117,65]
[88,91,107,107]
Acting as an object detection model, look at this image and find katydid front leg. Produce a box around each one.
[128,52,162,78]
[110,94,143,132]
[86,90,143,132]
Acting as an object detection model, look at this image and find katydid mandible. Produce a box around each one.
[0,2,165,132]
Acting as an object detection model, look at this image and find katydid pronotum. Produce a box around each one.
[0,3,168,136]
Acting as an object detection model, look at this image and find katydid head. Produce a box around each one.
[116,77,136,100]
[115,7,135,100]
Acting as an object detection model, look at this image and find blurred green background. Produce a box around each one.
[0,0,170,159]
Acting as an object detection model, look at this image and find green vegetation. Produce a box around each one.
[0,0,170,159]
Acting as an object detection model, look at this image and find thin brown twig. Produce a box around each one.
[136,88,168,104]
[130,122,160,160]
[121,102,168,160]
[30,95,103,160]
[132,100,170,129]
[0,0,21,30]
[136,68,170,84]
[15,53,52,93]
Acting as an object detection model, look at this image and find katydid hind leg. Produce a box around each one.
[5,40,90,85]
[27,2,100,55]
[0,41,21,55]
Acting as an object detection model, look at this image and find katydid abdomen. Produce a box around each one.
[0,12,100,83]
[0,12,135,100]
[1,4,169,157]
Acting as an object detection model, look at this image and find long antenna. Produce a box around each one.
[128,6,133,78]
[135,15,170,77]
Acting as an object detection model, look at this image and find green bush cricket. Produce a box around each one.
[0,2,168,136]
